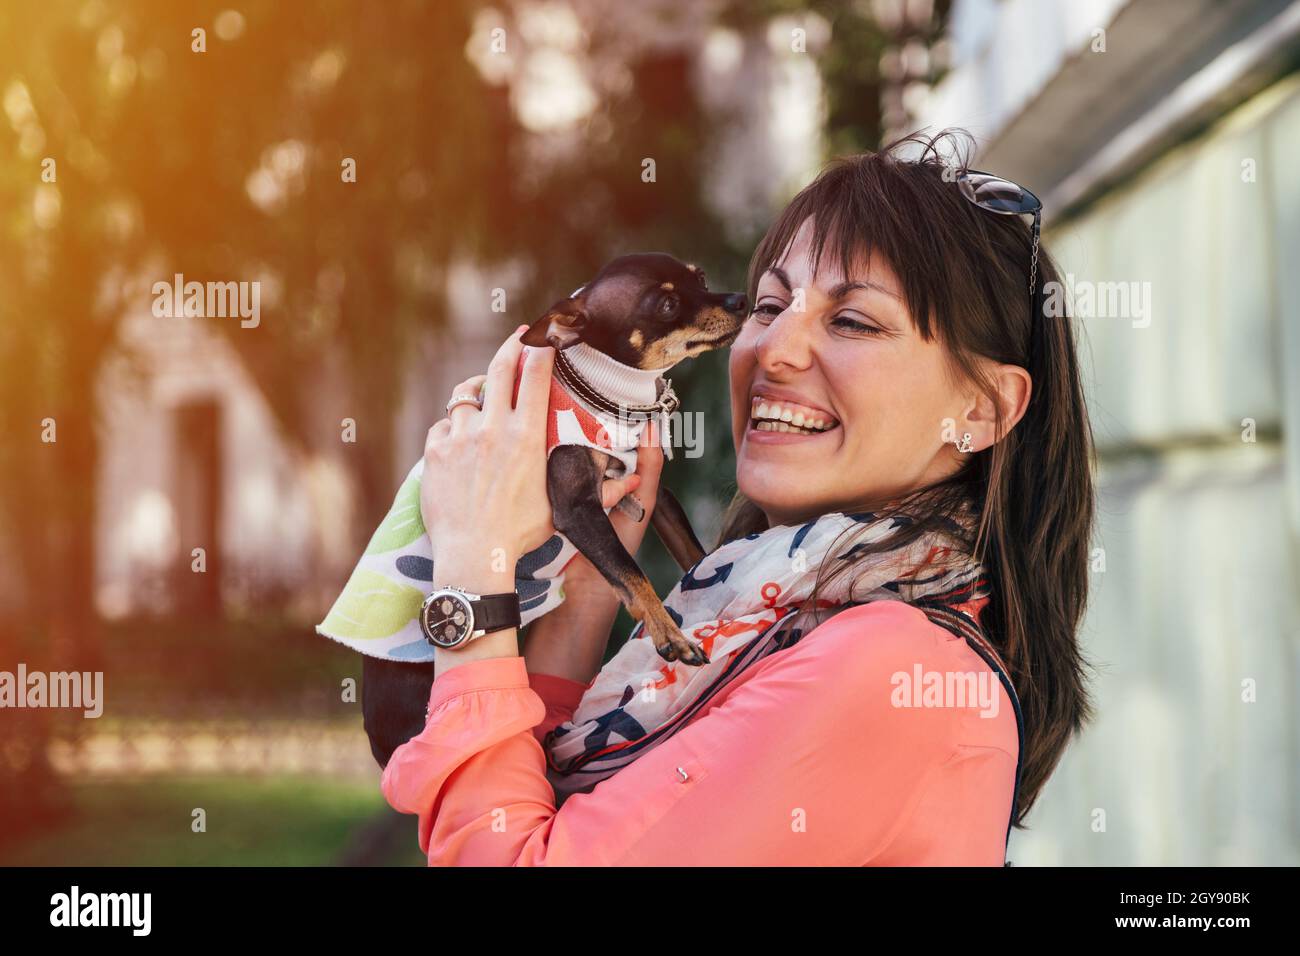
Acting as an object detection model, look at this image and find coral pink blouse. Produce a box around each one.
[381,599,1019,865]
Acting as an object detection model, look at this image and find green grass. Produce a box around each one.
[0,775,427,867]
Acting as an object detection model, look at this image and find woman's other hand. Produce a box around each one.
[598,418,665,557]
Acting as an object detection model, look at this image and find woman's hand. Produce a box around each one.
[420,326,663,574]
[420,325,556,581]
[572,417,665,576]
[419,325,555,672]
[419,324,665,673]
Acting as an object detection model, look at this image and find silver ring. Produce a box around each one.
[445,393,482,414]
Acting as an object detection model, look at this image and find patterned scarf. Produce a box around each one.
[543,505,1019,832]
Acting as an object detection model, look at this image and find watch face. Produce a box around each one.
[421,590,475,648]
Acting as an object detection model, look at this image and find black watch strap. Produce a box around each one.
[472,591,521,635]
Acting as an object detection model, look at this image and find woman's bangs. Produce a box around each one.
[747,160,941,342]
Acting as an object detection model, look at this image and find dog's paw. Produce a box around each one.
[652,630,710,667]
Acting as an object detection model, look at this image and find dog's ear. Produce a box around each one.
[521,298,589,350]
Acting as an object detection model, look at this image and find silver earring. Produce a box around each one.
[955,432,973,454]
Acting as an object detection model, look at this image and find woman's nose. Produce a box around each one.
[755,307,813,371]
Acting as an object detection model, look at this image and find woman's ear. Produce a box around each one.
[961,362,1032,451]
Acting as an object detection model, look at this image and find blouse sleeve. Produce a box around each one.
[526,671,589,744]
[381,600,1014,866]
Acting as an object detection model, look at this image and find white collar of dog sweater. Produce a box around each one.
[559,341,670,406]
[539,340,679,460]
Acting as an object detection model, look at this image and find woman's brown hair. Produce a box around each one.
[716,127,1096,828]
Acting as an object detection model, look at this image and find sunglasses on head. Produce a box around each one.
[955,168,1043,347]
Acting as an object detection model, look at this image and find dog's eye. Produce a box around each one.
[658,295,679,316]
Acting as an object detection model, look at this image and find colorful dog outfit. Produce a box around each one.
[316,341,679,662]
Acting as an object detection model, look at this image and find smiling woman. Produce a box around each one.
[721,127,1098,832]
[377,127,1096,866]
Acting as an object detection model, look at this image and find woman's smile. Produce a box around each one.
[746,391,841,443]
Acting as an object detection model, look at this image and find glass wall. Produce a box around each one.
[1009,73,1300,865]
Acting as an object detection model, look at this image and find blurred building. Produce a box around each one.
[94,2,830,623]
[94,306,357,622]
[912,0,1300,864]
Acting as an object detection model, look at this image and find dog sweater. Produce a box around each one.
[510,341,675,477]
[316,341,678,662]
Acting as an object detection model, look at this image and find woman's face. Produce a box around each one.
[729,216,975,527]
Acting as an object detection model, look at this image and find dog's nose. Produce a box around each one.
[723,294,748,314]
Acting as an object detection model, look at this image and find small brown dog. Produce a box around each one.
[519,253,747,666]
[361,253,746,767]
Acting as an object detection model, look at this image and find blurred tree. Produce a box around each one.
[719,0,890,155]
[0,0,508,841]
[0,0,913,842]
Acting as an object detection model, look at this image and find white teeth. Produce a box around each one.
[754,419,820,434]
[750,397,839,431]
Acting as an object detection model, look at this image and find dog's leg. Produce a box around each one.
[361,654,434,769]
[548,445,709,666]
[651,485,706,573]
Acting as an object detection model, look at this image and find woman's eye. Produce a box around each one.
[832,315,883,335]
[749,303,783,322]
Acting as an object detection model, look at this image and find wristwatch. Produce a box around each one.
[419,586,522,649]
